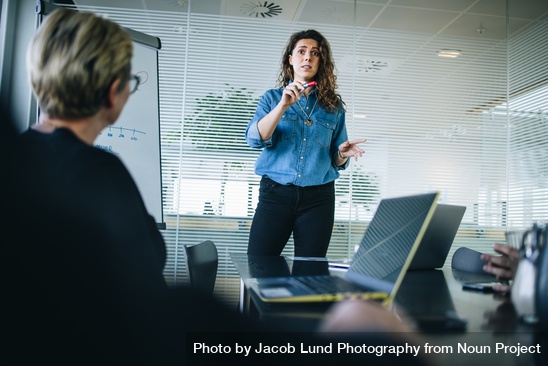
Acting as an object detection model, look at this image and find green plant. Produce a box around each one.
[182,84,260,215]
[184,84,259,152]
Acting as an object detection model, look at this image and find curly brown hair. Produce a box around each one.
[277,29,345,112]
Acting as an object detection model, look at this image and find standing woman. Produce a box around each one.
[245,29,366,257]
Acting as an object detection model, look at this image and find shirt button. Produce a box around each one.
[300,156,304,159]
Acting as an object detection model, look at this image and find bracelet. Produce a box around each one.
[338,150,347,160]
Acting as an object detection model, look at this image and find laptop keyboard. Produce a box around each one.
[291,275,359,293]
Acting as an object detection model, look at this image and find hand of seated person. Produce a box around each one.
[481,243,520,292]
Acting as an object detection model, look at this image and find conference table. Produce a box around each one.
[229,253,546,366]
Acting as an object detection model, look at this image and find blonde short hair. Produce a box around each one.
[27,8,133,119]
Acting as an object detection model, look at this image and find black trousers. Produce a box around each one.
[247,177,335,256]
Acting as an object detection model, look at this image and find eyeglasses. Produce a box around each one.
[128,74,141,94]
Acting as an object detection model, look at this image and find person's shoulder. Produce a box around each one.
[49,129,122,165]
[83,146,132,181]
[335,97,346,112]
[260,87,283,101]
[88,144,124,163]
[263,86,283,94]
[30,129,131,182]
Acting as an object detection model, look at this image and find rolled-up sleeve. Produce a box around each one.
[245,91,279,148]
[245,119,272,148]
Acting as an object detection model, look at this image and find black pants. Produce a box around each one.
[247,177,335,256]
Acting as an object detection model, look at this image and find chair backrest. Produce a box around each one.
[183,240,218,294]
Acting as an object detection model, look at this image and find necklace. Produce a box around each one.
[296,97,318,126]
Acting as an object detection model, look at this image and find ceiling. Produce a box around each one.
[71,0,548,40]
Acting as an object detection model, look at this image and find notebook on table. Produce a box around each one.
[408,204,466,270]
[247,192,440,304]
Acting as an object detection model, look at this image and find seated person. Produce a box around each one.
[2,8,430,365]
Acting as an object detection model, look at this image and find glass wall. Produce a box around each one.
[28,1,548,306]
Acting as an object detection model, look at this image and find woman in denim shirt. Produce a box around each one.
[245,29,366,257]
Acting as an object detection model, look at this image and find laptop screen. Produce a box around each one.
[345,192,439,295]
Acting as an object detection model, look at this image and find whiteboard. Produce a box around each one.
[94,41,164,227]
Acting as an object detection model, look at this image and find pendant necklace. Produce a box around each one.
[296,96,318,126]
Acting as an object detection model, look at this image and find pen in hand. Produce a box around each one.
[297,81,317,91]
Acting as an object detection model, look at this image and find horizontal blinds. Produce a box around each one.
[506,19,548,229]
[71,3,547,308]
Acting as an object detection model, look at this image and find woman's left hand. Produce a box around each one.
[338,139,366,161]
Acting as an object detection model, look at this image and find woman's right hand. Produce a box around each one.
[280,82,305,107]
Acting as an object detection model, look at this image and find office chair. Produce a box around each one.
[183,240,218,294]
[451,247,497,283]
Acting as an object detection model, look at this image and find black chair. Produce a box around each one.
[451,247,497,283]
[183,240,218,294]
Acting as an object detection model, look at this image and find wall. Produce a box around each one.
[0,0,37,131]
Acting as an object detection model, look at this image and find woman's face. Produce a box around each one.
[289,38,320,83]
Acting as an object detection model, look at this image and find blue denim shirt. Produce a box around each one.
[245,87,349,187]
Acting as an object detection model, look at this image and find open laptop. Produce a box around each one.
[408,204,466,270]
[247,192,440,304]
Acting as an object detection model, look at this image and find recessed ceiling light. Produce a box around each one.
[356,59,390,73]
[437,49,462,58]
[241,1,283,18]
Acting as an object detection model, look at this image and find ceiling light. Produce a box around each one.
[241,1,283,18]
[437,49,462,58]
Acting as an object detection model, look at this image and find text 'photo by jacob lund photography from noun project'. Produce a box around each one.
[193,340,542,358]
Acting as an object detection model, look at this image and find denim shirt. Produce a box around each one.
[245,86,349,187]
